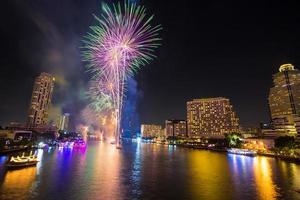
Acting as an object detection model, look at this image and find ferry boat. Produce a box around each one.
[227,148,257,157]
[6,153,39,169]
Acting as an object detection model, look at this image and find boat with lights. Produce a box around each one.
[227,148,257,156]
[6,153,38,169]
[74,140,86,148]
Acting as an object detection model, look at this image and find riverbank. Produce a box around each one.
[256,151,300,163]
[174,143,300,163]
[0,147,32,155]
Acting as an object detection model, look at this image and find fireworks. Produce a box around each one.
[82,1,161,147]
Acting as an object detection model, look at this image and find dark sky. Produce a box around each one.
[1,0,300,128]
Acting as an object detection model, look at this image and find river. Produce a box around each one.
[0,141,300,200]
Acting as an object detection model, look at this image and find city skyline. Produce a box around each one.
[1,1,300,200]
[1,1,300,128]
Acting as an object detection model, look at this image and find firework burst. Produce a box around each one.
[82,1,161,147]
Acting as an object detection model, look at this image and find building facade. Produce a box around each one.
[187,97,239,138]
[268,64,300,137]
[141,124,163,138]
[165,119,187,138]
[268,64,300,118]
[27,72,55,128]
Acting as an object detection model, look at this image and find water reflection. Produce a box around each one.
[290,163,300,189]
[187,151,234,200]
[130,140,142,197]
[36,149,44,175]
[88,142,124,200]
[0,143,300,200]
[1,167,36,200]
[253,157,278,200]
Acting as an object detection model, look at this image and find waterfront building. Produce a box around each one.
[296,116,300,134]
[6,122,24,130]
[27,72,55,128]
[165,119,187,138]
[294,116,300,144]
[240,126,259,138]
[0,130,32,140]
[59,113,70,131]
[261,128,280,138]
[187,97,239,138]
[272,116,297,136]
[268,64,300,137]
[141,124,163,138]
[243,138,275,150]
[260,117,298,138]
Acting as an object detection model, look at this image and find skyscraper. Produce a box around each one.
[268,64,300,118]
[187,97,239,138]
[59,113,70,131]
[268,64,300,136]
[27,72,55,128]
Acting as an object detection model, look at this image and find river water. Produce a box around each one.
[0,141,300,200]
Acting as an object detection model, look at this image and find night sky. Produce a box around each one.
[1,0,300,129]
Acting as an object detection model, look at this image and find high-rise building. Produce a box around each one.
[268,64,300,118]
[27,72,55,128]
[59,113,70,131]
[141,124,162,138]
[187,97,239,138]
[165,119,187,138]
[268,64,300,137]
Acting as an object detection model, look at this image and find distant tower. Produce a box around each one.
[27,72,55,128]
[268,64,300,136]
[268,64,300,118]
[187,97,239,138]
[59,113,70,131]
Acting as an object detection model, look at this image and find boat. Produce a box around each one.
[74,140,86,148]
[58,141,74,148]
[38,142,48,149]
[227,148,257,157]
[6,153,39,169]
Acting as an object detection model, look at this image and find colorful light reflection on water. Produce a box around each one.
[0,142,300,200]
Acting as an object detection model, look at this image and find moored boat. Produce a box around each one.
[74,140,86,148]
[227,148,257,156]
[6,153,39,169]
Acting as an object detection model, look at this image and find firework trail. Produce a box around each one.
[82,1,161,147]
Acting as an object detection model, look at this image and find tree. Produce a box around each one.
[275,136,295,149]
[225,132,242,148]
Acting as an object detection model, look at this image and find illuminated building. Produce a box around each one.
[243,138,275,150]
[268,64,300,118]
[165,119,187,138]
[27,73,55,128]
[59,113,70,131]
[240,127,259,138]
[296,116,300,134]
[140,124,162,138]
[268,64,300,137]
[187,97,239,138]
[271,116,297,136]
[294,116,300,144]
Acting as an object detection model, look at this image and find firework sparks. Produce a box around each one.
[82,1,161,147]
